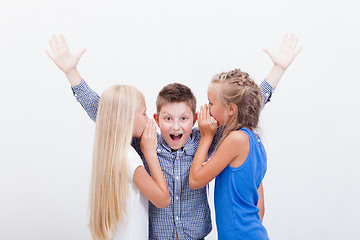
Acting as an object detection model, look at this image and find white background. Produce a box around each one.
[1,0,359,239]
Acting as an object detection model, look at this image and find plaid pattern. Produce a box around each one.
[71,79,273,240]
[260,80,273,104]
[132,130,216,239]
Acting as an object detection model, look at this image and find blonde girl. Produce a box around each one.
[89,85,170,240]
[46,35,170,239]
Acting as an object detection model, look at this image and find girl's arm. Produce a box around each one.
[135,120,170,208]
[257,182,265,222]
[189,105,249,189]
[264,34,302,89]
[46,34,86,86]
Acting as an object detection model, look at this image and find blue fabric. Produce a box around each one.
[71,80,273,240]
[214,127,269,240]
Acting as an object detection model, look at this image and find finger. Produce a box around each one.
[202,105,206,122]
[52,34,61,49]
[290,36,299,50]
[205,104,211,122]
[59,34,68,49]
[49,40,57,54]
[281,34,287,47]
[199,105,204,123]
[294,45,303,56]
[288,33,294,48]
[204,104,208,121]
[145,119,152,135]
[149,120,156,136]
[153,121,158,139]
[45,49,54,60]
[141,119,149,138]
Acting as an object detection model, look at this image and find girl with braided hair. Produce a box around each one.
[189,35,302,239]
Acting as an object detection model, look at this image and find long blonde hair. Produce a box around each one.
[211,69,263,149]
[89,85,144,240]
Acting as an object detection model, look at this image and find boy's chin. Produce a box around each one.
[166,138,186,151]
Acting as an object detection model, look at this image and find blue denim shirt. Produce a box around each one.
[71,80,273,240]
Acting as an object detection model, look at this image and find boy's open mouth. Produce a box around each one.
[170,133,183,141]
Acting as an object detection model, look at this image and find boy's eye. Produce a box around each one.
[165,117,172,121]
[181,117,188,121]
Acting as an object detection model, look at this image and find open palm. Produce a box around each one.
[45,34,86,73]
[264,34,303,70]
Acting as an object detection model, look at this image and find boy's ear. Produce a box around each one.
[193,112,198,125]
[153,113,160,127]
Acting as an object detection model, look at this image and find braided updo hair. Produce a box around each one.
[210,69,263,147]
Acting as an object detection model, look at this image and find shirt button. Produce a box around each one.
[176,216,179,221]
[175,196,179,200]
[176,176,179,180]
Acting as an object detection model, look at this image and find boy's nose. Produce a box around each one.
[172,120,180,130]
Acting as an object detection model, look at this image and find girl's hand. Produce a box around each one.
[45,34,86,74]
[198,104,218,140]
[140,119,158,158]
[264,34,303,71]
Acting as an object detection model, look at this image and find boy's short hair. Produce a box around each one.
[156,83,196,115]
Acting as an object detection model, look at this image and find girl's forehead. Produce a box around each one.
[207,84,219,98]
[137,100,147,110]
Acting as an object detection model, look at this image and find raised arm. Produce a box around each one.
[46,34,100,122]
[135,120,170,208]
[46,34,86,86]
[264,34,303,89]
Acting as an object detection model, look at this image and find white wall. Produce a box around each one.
[1,0,359,239]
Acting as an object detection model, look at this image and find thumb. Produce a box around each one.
[75,48,87,60]
[45,50,54,60]
[263,48,274,59]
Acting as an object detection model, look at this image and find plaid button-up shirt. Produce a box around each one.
[71,80,273,240]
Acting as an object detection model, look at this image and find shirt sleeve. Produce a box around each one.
[127,146,144,181]
[71,79,100,122]
[259,79,274,105]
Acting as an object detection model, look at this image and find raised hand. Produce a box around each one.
[46,34,86,73]
[264,34,303,71]
[140,119,158,159]
[198,104,218,140]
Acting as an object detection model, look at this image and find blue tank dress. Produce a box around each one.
[214,127,269,239]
